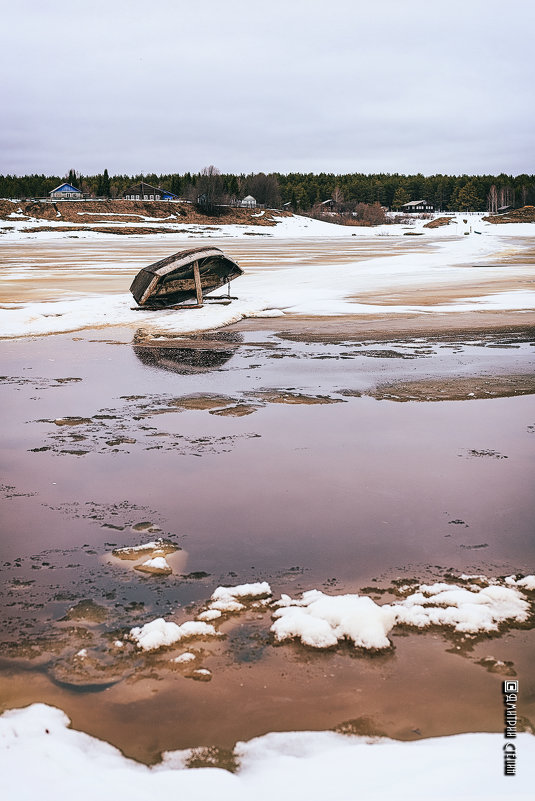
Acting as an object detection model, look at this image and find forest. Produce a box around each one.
[0,167,534,214]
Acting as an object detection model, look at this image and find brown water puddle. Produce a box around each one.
[1,624,533,765]
[1,327,534,764]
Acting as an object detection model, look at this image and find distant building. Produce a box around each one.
[241,195,257,208]
[402,199,434,213]
[123,181,177,201]
[49,182,82,199]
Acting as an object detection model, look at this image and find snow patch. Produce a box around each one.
[172,652,196,664]
[208,582,272,613]
[1,704,534,800]
[270,577,532,649]
[139,556,171,570]
[514,575,535,591]
[393,582,530,633]
[271,589,396,649]
[197,609,223,622]
[130,618,218,651]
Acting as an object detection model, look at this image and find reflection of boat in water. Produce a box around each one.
[130,246,243,308]
[133,332,242,374]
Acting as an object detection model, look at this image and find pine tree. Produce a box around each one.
[392,187,409,210]
[457,181,482,211]
[102,169,110,197]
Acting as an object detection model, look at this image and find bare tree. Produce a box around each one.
[487,184,498,214]
[498,185,515,209]
[196,165,224,213]
[331,186,344,207]
[354,202,387,225]
[244,173,281,207]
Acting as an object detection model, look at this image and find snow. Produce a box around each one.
[515,575,535,591]
[211,582,272,601]
[129,618,218,651]
[1,704,533,801]
[138,556,171,572]
[1,212,535,339]
[172,652,196,664]
[393,582,530,633]
[270,578,532,648]
[113,540,167,555]
[208,582,272,613]
[126,576,532,653]
[197,609,223,622]
[272,589,396,649]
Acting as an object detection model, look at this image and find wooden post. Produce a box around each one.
[193,261,203,306]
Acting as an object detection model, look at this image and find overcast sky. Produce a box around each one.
[1,0,533,177]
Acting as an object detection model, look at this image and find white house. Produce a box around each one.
[49,182,83,199]
[241,195,257,208]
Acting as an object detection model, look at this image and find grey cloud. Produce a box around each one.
[1,0,533,176]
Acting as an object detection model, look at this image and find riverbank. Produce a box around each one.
[1,227,534,798]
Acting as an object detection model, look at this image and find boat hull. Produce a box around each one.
[130,246,243,308]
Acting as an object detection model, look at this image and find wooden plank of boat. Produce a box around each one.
[130,246,243,308]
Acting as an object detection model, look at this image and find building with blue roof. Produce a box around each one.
[49,182,83,199]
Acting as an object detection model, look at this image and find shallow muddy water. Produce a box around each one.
[1,324,534,761]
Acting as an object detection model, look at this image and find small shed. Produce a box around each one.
[123,181,177,201]
[241,195,257,208]
[49,182,82,199]
[402,199,434,213]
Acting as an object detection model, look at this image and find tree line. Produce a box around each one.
[0,167,533,213]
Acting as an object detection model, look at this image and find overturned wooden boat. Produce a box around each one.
[130,246,243,308]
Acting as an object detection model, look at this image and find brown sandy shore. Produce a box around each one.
[0,235,534,767]
[229,310,535,339]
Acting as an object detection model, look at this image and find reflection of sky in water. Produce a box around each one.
[1,327,534,757]
[1,329,534,649]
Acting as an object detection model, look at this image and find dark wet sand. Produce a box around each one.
[1,325,534,762]
[227,313,535,340]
